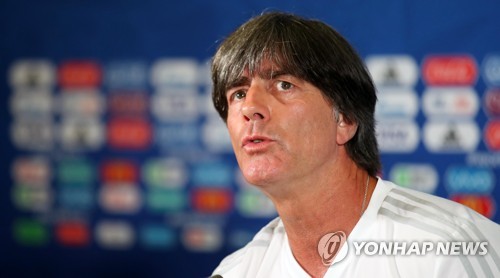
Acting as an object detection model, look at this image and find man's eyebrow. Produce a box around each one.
[257,69,292,80]
[226,76,250,90]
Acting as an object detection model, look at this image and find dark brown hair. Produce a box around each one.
[211,12,380,176]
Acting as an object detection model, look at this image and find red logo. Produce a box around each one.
[107,118,152,150]
[484,89,500,117]
[484,120,500,150]
[101,160,138,183]
[318,231,347,266]
[59,61,101,88]
[108,91,148,115]
[191,188,233,213]
[422,56,477,86]
[451,195,495,219]
[55,221,90,247]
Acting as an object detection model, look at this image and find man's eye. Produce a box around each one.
[277,81,293,91]
[233,91,246,100]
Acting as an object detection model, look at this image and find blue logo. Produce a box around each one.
[482,54,500,86]
[445,166,495,194]
[192,161,232,187]
[104,61,147,89]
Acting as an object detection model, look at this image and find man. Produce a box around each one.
[210,12,500,277]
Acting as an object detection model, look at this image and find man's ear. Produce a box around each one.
[336,114,358,145]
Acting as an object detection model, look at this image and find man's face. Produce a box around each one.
[225,61,343,190]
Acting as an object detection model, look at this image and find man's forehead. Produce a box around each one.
[241,60,287,79]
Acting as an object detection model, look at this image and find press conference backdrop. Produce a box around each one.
[1,0,500,277]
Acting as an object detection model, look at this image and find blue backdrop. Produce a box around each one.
[1,0,500,277]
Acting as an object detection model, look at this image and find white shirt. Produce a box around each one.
[212,179,500,277]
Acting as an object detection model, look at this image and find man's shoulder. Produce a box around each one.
[211,217,285,276]
[376,179,500,241]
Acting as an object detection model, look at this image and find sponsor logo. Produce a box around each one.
[318,231,348,266]
[422,87,479,118]
[192,161,232,187]
[202,117,233,152]
[58,60,101,88]
[57,158,94,185]
[484,89,500,117]
[99,183,142,214]
[11,118,54,151]
[140,224,176,249]
[12,185,52,212]
[9,59,56,88]
[12,156,51,186]
[146,189,186,213]
[375,87,418,119]
[142,158,188,189]
[59,117,105,151]
[108,91,148,116]
[191,188,233,213]
[107,118,152,150]
[482,54,500,86]
[236,190,277,217]
[422,55,478,86]
[451,195,496,219]
[59,89,104,117]
[12,218,49,246]
[101,160,138,183]
[389,163,438,193]
[150,59,199,88]
[55,221,90,247]
[423,120,479,153]
[181,224,222,252]
[151,90,199,122]
[155,123,198,150]
[104,61,147,89]
[445,166,494,194]
[484,120,500,151]
[59,188,94,211]
[10,89,53,117]
[376,120,419,153]
[365,55,419,86]
[95,221,135,249]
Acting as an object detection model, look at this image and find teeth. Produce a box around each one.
[253,139,263,143]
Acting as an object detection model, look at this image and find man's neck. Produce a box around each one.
[264,158,376,277]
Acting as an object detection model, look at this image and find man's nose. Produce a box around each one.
[241,85,270,122]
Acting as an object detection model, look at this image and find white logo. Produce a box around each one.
[151,90,199,122]
[150,59,199,88]
[376,120,420,153]
[423,120,479,153]
[422,87,479,118]
[389,163,438,193]
[375,87,418,119]
[365,55,419,86]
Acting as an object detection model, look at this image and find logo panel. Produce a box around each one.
[484,89,500,117]
[376,120,419,153]
[422,55,478,86]
[58,60,101,88]
[445,166,494,194]
[365,55,418,86]
[482,54,500,86]
[423,120,479,153]
[375,87,418,118]
[9,59,56,88]
[389,163,438,193]
[191,188,233,213]
[142,158,188,189]
[107,118,152,150]
[451,195,496,219]
[484,120,500,151]
[422,87,479,118]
